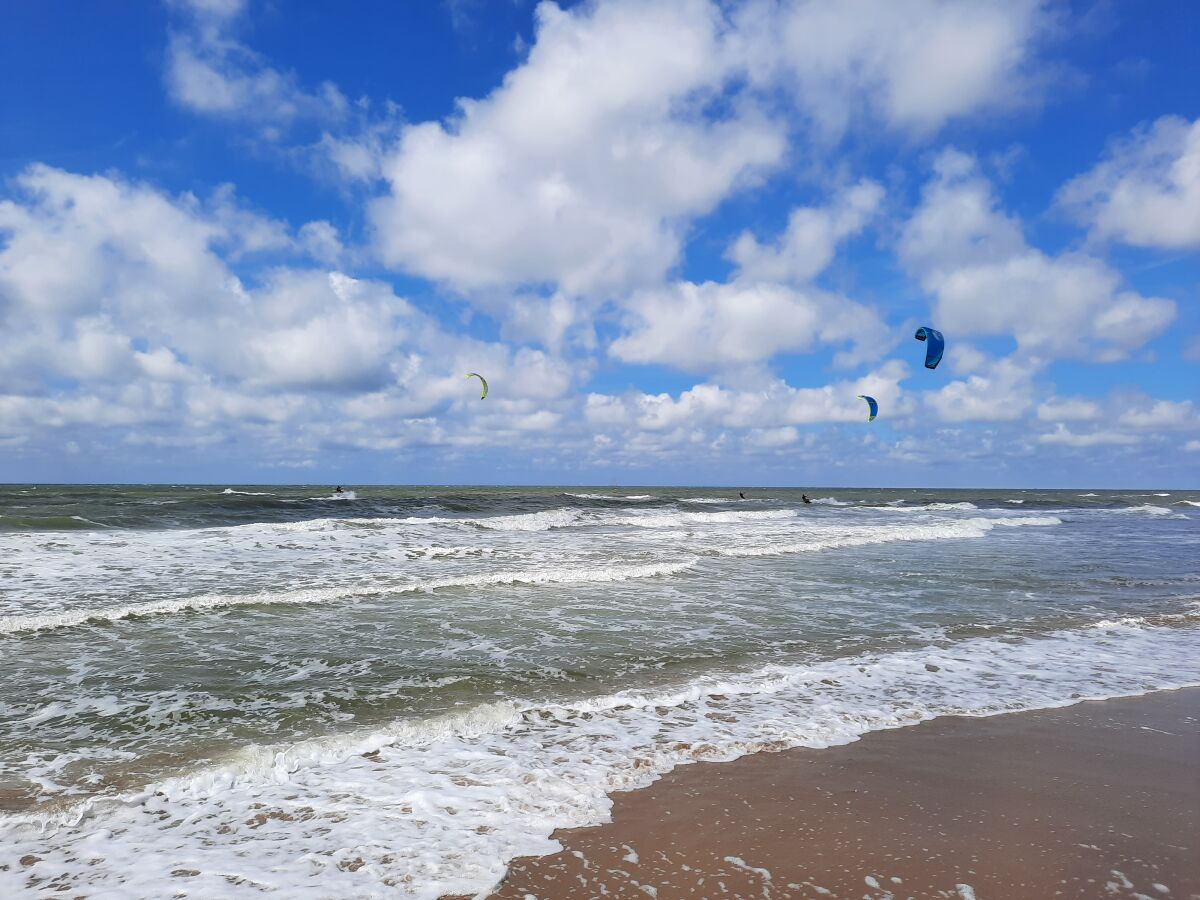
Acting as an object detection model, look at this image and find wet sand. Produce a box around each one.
[486,689,1199,899]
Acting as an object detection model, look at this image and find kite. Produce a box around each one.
[857,395,878,421]
[465,372,488,399]
[914,327,944,369]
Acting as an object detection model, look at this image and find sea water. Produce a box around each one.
[0,485,1197,897]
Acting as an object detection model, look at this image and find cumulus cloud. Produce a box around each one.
[1031,393,1199,452]
[1057,115,1200,249]
[1037,424,1140,447]
[1036,396,1101,422]
[369,0,785,296]
[899,150,1175,361]
[1117,398,1197,431]
[727,179,884,282]
[610,279,887,372]
[164,0,349,132]
[738,0,1054,137]
[923,354,1036,422]
[0,165,573,458]
[586,360,911,433]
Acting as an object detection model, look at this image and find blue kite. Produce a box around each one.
[914,327,944,369]
[857,395,878,421]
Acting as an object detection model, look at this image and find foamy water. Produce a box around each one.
[0,485,1197,897]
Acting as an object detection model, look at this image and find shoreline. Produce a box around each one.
[483,689,1199,899]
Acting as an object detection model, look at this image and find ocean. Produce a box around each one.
[1,484,1197,897]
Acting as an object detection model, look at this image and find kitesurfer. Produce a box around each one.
[334,486,344,494]
[739,492,746,499]
[802,494,812,504]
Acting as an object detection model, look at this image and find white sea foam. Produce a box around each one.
[0,561,696,635]
[1121,504,1187,518]
[870,501,979,512]
[563,493,654,502]
[714,516,1060,557]
[1,623,1196,899]
[221,489,275,496]
[610,509,797,528]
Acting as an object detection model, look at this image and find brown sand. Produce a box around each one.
[487,689,1199,899]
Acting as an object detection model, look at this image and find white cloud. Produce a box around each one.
[1037,425,1140,447]
[1057,115,1200,249]
[0,165,574,455]
[297,220,344,265]
[364,0,1058,298]
[1036,396,1101,423]
[164,0,348,132]
[739,0,1054,137]
[586,360,911,433]
[923,355,1035,422]
[369,0,785,295]
[1117,398,1197,431]
[899,150,1175,361]
[727,179,883,282]
[609,279,887,372]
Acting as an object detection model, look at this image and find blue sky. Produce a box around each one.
[1,0,1197,487]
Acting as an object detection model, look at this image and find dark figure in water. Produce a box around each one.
[334,486,344,494]
[739,492,746,499]
[802,494,811,504]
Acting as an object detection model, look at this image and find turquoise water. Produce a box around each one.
[1,485,1197,897]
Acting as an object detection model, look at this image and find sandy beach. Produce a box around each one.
[488,689,1199,899]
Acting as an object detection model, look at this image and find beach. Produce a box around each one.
[1,486,1197,897]
[489,689,1199,899]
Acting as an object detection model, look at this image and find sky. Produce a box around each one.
[0,0,1197,487]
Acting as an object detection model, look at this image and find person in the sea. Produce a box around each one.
[334,486,344,494]
[802,494,812,504]
[739,492,746,499]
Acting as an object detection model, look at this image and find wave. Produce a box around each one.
[869,501,979,513]
[2,622,1196,898]
[0,512,1063,635]
[1121,504,1187,518]
[1176,500,1200,508]
[714,516,1061,557]
[445,507,797,532]
[1088,604,1200,631]
[0,515,103,531]
[221,489,275,496]
[609,509,796,528]
[0,561,696,636]
[809,496,852,506]
[563,493,654,502]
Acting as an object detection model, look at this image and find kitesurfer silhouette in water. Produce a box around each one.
[739,492,746,499]
[802,494,812,504]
